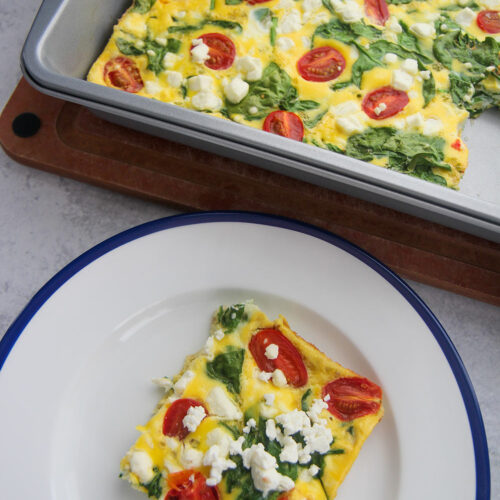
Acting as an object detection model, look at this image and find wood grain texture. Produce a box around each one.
[1,79,499,304]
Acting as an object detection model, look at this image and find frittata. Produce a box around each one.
[119,302,383,499]
[87,0,499,189]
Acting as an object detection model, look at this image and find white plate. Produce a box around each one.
[0,212,489,499]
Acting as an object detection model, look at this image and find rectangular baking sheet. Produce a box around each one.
[21,0,500,242]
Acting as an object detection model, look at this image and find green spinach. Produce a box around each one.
[226,63,319,120]
[449,72,500,117]
[206,346,245,394]
[115,37,180,74]
[346,128,451,186]
[131,0,156,14]
[313,18,382,46]
[301,388,313,410]
[217,303,248,333]
[169,19,243,34]
[270,16,278,46]
[141,466,163,498]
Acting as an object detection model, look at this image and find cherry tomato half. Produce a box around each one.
[451,139,462,151]
[297,46,346,82]
[477,10,500,33]
[192,33,236,70]
[165,470,220,500]
[364,0,389,25]
[322,377,382,421]
[163,398,206,440]
[249,328,308,387]
[103,56,143,93]
[263,111,304,141]
[362,86,409,120]
[246,0,271,3]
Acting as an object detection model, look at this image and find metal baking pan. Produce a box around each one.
[21,0,500,242]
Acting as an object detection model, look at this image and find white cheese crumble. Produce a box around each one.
[204,335,215,360]
[165,436,179,451]
[213,327,225,340]
[303,0,322,12]
[182,405,206,433]
[180,444,204,469]
[392,69,414,91]
[276,37,295,51]
[165,71,183,88]
[401,58,419,75]
[423,118,443,135]
[276,409,310,435]
[310,464,320,476]
[243,418,257,434]
[163,52,180,69]
[204,444,237,486]
[249,106,259,115]
[176,11,186,18]
[191,38,210,64]
[280,436,300,463]
[278,10,302,34]
[145,81,162,95]
[189,75,213,92]
[409,22,436,39]
[302,36,311,48]
[263,393,276,406]
[336,115,365,134]
[174,370,195,395]
[307,398,329,424]
[323,393,331,402]
[224,77,250,104]
[330,99,360,116]
[265,343,279,360]
[405,112,424,131]
[236,56,263,81]
[257,370,273,382]
[419,70,431,80]
[383,52,398,64]
[455,7,476,27]
[206,387,243,420]
[192,92,223,112]
[151,376,173,391]
[387,16,403,33]
[374,102,387,116]
[242,444,295,496]
[330,0,364,23]
[129,450,154,483]
[272,369,288,387]
[266,418,278,440]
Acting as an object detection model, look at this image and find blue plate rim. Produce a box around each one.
[0,210,490,499]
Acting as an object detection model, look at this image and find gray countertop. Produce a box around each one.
[1,2,499,498]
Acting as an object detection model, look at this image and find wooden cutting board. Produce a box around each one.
[1,79,499,305]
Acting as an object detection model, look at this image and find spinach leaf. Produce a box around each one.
[254,8,271,22]
[440,1,478,10]
[115,38,145,56]
[115,37,181,74]
[304,109,328,129]
[433,28,500,74]
[270,16,278,47]
[141,466,163,498]
[301,388,313,410]
[226,63,319,120]
[321,0,336,15]
[226,0,243,4]
[346,128,451,186]
[219,422,241,439]
[386,0,412,3]
[422,71,436,107]
[217,303,248,333]
[131,0,156,14]
[206,346,245,394]
[449,72,499,117]
[211,0,216,9]
[313,18,382,45]
[326,143,344,154]
[169,19,243,34]
[181,83,188,99]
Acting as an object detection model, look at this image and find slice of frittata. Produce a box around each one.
[120,301,383,499]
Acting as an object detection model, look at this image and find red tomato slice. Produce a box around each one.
[103,56,143,93]
[249,328,308,387]
[364,0,389,25]
[297,46,346,82]
[193,33,236,70]
[246,0,271,3]
[322,377,382,421]
[451,139,462,151]
[166,470,220,500]
[162,399,206,440]
[477,10,500,33]
[263,111,304,141]
[362,86,409,120]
